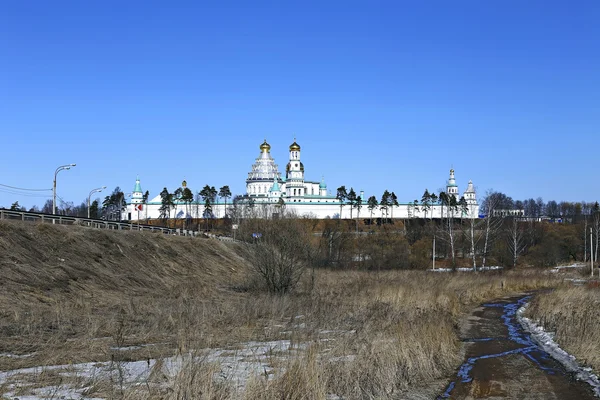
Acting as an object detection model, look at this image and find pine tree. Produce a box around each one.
[219,185,232,218]
[347,188,357,219]
[336,186,347,219]
[390,192,399,219]
[380,190,391,222]
[421,189,431,219]
[367,196,378,225]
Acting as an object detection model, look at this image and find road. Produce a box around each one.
[440,295,596,399]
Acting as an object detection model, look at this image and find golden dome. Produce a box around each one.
[260,139,271,152]
[289,141,301,151]
[182,180,187,188]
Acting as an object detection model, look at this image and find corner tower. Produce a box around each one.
[131,176,143,204]
[463,180,477,205]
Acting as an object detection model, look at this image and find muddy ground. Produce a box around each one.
[441,295,596,399]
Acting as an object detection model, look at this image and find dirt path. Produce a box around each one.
[440,295,596,399]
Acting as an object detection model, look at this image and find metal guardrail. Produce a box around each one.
[0,209,203,237]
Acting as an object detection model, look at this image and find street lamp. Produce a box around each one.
[88,186,106,218]
[53,164,76,215]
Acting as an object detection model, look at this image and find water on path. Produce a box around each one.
[440,295,596,399]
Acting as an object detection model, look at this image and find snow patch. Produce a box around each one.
[518,302,600,396]
[429,266,503,272]
[551,263,585,272]
[0,339,307,398]
[0,353,35,359]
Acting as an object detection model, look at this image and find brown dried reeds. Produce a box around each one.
[0,220,560,399]
[526,285,600,372]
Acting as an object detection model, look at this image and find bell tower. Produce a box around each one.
[286,139,305,198]
[464,180,477,205]
[446,168,459,197]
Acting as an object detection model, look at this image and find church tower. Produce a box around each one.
[131,177,143,204]
[286,140,305,199]
[319,177,327,197]
[463,180,477,205]
[247,140,281,200]
[269,177,282,200]
[446,169,459,197]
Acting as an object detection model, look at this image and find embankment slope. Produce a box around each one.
[0,221,251,368]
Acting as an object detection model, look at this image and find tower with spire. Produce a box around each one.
[446,169,459,197]
[285,139,305,199]
[463,180,477,205]
[131,177,143,204]
[268,177,282,200]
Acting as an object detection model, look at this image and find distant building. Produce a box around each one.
[125,139,479,220]
[492,209,525,217]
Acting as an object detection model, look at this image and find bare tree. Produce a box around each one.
[480,191,505,268]
[438,193,459,268]
[593,202,600,263]
[506,217,526,268]
[247,213,313,294]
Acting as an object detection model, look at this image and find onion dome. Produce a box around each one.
[319,177,327,189]
[247,140,281,182]
[182,180,187,188]
[260,140,271,153]
[289,141,301,151]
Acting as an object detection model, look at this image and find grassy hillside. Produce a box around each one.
[0,221,252,369]
[0,220,560,399]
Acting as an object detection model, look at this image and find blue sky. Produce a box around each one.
[1,1,599,209]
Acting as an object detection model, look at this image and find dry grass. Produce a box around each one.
[526,285,600,372]
[0,220,560,399]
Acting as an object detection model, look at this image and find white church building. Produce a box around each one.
[125,139,479,220]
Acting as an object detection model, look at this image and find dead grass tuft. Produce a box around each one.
[526,285,600,371]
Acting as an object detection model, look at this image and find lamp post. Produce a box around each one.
[53,164,76,215]
[88,186,106,218]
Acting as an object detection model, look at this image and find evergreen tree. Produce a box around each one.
[200,185,218,230]
[354,195,363,232]
[182,187,194,227]
[347,188,357,219]
[380,190,391,221]
[336,186,347,219]
[421,189,431,219]
[89,199,100,219]
[390,192,399,219]
[159,187,173,221]
[219,185,232,218]
[367,195,378,225]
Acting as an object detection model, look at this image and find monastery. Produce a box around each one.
[125,139,479,220]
